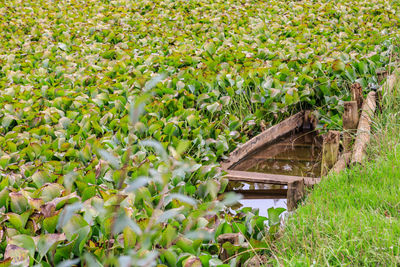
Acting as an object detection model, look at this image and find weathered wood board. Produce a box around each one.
[351,91,376,165]
[320,131,340,177]
[287,179,305,211]
[225,170,320,186]
[232,189,287,199]
[221,111,304,170]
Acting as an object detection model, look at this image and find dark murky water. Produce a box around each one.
[228,131,322,214]
[233,131,322,177]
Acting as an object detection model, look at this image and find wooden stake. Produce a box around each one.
[351,91,376,165]
[287,179,305,211]
[351,83,363,112]
[320,131,340,176]
[342,101,359,152]
[303,110,317,130]
[330,152,351,174]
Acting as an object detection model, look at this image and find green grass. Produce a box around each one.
[271,75,400,265]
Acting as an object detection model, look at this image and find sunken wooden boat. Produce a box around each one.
[221,111,322,210]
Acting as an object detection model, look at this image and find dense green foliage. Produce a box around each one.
[0,0,399,265]
[272,76,400,265]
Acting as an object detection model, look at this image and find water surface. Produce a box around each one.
[228,130,322,214]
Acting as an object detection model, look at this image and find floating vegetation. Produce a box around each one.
[0,0,399,265]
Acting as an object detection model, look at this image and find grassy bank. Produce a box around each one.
[271,75,400,266]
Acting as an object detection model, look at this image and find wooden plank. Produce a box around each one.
[287,179,305,211]
[221,112,304,170]
[224,170,320,186]
[231,131,321,170]
[231,141,296,170]
[351,91,376,165]
[320,131,340,176]
[232,189,287,199]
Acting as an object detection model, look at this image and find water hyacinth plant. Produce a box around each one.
[0,77,284,266]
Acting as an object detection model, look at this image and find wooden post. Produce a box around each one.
[351,91,376,165]
[351,83,363,112]
[330,152,351,174]
[342,101,359,152]
[303,110,317,130]
[287,179,305,211]
[320,131,340,176]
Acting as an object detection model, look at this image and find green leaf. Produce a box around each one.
[267,207,286,226]
[222,192,242,206]
[160,224,177,247]
[58,43,68,51]
[35,233,66,260]
[98,149,120,169]
[59,117,71,129]
[7,142,17,153]
[9,192,29,214]
[0,188,10,209]
[332,60,345,72]
[82,186,96,201]
[176,237,195,254]
[2,115,16,129]
[156,207,183,224]
[62,215,91,254]
[39,183,63,202]
[43,214,60,233]
[9,235,36,257]
[182,256,202,267]
[206,103,220,113]
[123,227,137,249]
[164,194,197,207]
[32,171,49,188]
[0,155,10,169]
[7,211,31,230]
[160,250,177,267]
[204,42,216,56]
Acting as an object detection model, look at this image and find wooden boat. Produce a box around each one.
[221,111,322,210]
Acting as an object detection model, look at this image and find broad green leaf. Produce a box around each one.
[9,235,36,257]
[9,192,29,214]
